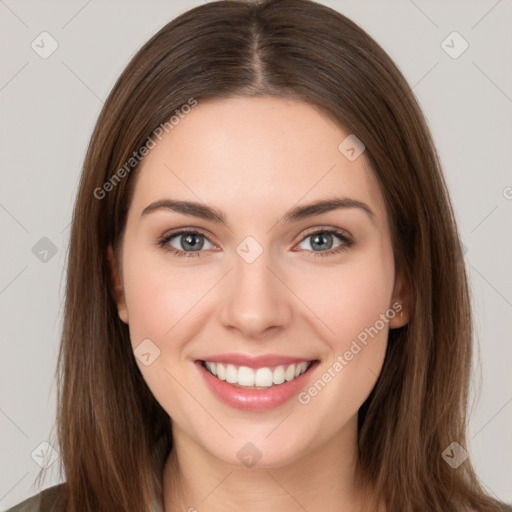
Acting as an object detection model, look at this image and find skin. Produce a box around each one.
[108,96,409,512]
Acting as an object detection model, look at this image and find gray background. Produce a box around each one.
[1,0,511,508]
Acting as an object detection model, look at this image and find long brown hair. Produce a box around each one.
[55,0,508,510]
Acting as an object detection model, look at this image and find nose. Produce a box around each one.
[218,249,293,339]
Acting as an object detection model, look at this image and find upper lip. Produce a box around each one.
[197,353,317,369]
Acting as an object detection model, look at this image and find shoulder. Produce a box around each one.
[4,484,66,512]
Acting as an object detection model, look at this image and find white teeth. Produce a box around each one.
[225,364,238,383]
[216,362,226,380]
[203,361,311,388]
[255,367,273,387]
[238,366,255,386]
[285,364,296,382]
[272,365,285,385]
[205,361,217,376]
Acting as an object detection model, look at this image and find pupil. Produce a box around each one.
[312,233,332,251]
[183,234,203,251]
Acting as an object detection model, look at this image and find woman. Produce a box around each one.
[7,0,511,511]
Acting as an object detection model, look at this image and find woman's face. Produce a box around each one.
[109,96,408,468]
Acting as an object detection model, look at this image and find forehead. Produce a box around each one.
[130,96,387,226]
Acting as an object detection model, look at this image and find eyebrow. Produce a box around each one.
[140,197,375,225]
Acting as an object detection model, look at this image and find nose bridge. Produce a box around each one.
[218,239,292,337]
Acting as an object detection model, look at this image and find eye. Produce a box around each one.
[158,230,215,257]
[295,228,353,257]
[157,228,353,258]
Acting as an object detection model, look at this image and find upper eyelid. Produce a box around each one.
[163,227,217,245]
[298,225,352,240]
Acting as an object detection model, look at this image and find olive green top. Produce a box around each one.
[7,483,512,511]
[4,484,164,512]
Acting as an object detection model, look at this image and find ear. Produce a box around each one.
[389,266,410,329]
[106,244,129,324]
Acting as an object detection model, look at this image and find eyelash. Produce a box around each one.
[157,228,353,258]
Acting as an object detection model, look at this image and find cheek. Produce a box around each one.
[122,251,220,346]
[121,251,215,417]
[295,251,395,353]
[292,250,395,424]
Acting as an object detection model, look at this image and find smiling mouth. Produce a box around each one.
[199,360,316,389]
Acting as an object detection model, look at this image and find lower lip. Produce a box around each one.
[195,360,320,411]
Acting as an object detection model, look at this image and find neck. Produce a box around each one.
[162,416,372,512]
